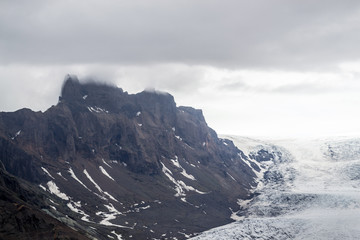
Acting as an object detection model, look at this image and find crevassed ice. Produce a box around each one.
[191,137,360,240]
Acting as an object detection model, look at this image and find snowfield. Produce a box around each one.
[191,136,360,240]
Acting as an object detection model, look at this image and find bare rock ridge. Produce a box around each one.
[0,75,258,239]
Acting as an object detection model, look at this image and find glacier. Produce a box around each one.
[191,136,360,240]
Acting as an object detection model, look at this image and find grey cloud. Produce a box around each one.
[1,0,360,70]
[271,83,335,94]
[218,78,348,95]
[218,80,247,91]
[113,64,206,94]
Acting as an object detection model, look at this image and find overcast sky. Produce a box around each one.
[1,0,360,137]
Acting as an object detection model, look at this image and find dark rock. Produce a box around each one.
[0,163,92,240]
[250,149,275,162]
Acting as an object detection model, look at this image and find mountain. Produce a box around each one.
[0,75,257,239]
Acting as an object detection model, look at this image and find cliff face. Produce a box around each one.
[0,76,256,239]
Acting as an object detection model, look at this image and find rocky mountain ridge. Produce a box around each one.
[0,75,259,239]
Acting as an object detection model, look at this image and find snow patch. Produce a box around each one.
[57,172,67,180]
[11,130,21,140]
[181,170,196,181]
[48,199,58,205]
[41,167,54,179]
[227,172,237,182]
[170,156,181,168]
[96,203,131,229]
[46,181,69,200]
[104,191,119,202]
[39,184,46,191]
[83,169,103,193]
[99,166,115,181]
[94,192,107,201]
[83,169,118,202]
[175,135,183,141]
[161,161,205,197]
[87,106,109,113]
[67,201,90,222]
[102,158,112,168]
[161,162,184,196]
[125,202,151,213]
[68,168,91,191]
[170,156,196,181]
[229,207,244,221]
[111,231,124,240]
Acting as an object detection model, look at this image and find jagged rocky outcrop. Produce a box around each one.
[0,75,257,239]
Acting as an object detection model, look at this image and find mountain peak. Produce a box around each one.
[59,75,124,108]
[60,74,81,101]
[0,74,256,239]
[58,75,179,120]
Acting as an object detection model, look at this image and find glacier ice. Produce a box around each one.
[191,137,360,240]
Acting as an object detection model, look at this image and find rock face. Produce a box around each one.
[0,75,256,239]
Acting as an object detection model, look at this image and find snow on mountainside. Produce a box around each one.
[0,77,257,240]
[190,136,360,240]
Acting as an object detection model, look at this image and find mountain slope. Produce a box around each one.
[0,76,257,239]
[0,160,92,240]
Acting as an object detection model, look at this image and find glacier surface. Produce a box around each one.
[191,136,360,240]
